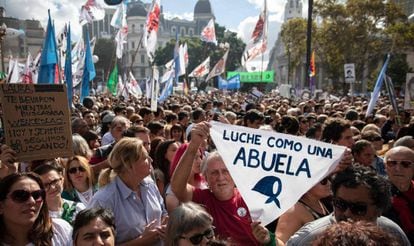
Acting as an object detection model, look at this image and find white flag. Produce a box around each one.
[127,71,143,98]
[179,43,188,76]
[143,0,161,62]
[110,2,127,29]
[209,121,345,226]
[8,58,20,83]
[241,0,267,70]
[189,57,210,78]
[200,18,217,45]
[150,67,159,112]
[79,0,105,26]
[206,50,229,81]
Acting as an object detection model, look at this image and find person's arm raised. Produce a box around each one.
[171,122,210,202]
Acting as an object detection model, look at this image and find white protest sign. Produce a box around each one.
[209,121,346,226]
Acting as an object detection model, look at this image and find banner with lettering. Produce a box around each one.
[209,121,346,225]
[0,84,73,161]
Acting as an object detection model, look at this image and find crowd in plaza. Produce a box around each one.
[0,90,413,245]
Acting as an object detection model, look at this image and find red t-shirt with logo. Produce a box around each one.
[193,188,260,245]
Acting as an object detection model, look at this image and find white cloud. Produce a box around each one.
[163,11,194,21]
[3,0,109,41]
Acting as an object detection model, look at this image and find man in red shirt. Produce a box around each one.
[171,122,274,245]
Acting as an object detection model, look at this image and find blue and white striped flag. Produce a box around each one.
[365,54,391,117]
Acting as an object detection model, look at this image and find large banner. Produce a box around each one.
[210,121,345,225]
[0,84,73,161]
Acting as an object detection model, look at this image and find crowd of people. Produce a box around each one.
[0,90,413,245]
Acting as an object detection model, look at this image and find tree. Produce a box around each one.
[280,18,308,85]
[314,0,408,93]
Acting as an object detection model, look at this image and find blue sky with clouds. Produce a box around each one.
[2,0,307,67]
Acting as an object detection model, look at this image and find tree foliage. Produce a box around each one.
[280,0,414,91]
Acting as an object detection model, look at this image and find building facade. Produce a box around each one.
[0,7,44,71]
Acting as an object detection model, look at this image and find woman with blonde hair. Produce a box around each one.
[89,137,168,245]
[62,155,96,206]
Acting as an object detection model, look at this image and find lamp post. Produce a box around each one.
[305,0,313,90]
[0,23,7,73]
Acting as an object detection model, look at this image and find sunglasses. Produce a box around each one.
[386,160,413,169]
[320,177,331,185]
[9,189,45,203]
[68,166,86,174]
[180,227,215,245]
[332,197,368,216]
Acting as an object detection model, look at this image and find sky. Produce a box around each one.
[2,0,308,69]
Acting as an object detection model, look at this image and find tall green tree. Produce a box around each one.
[314,0,408,92]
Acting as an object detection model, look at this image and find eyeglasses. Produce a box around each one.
[180,227,215,245]
[9,189,45,203]
[386,160,413,168]
[43,178,62,191]
[320,177,331,185]
[332,197,368,216]
[68,166,86,174]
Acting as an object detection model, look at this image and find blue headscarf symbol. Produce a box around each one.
[252,176,282,209]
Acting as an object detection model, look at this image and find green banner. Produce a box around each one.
[227,71,274,83]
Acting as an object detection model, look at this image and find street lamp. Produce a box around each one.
[0,23,7,73]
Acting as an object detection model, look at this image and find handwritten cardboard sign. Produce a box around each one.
[0,84,73,162]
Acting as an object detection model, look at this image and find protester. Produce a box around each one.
[383,146,414,243]
[287,164,410,245]
[171,122,277,245]
[0,172,72,245]
[72,133,93,160]
[166,143,206,213]
[166,202,218,246]
[153,139,179,195]
[73,207,116,246]
[33,164,85,224]
[312,220,400,246]
[62,156,97,206]
[276,177,331,243]
[88,137,167,245]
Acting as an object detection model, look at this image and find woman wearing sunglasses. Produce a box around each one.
[275,177,331,243]
[0,172,72,245]
[166,202,221,246]
[62,156,97,206]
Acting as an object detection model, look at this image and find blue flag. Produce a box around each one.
[38,10,58,84]
[174,31,180,85]
[158,71,174,102]
[219,74,240,90]
[64,24,73,109]
[218,76,228,90]
[80,27,96,102]
[366,54,391,117]
[227,74,241,90]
